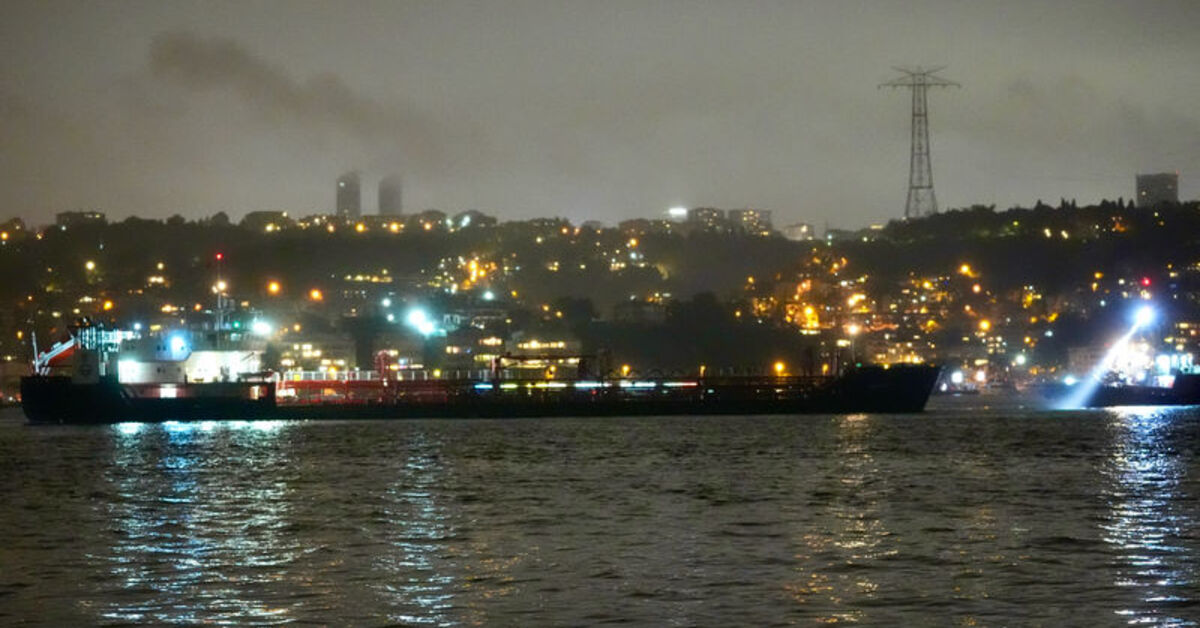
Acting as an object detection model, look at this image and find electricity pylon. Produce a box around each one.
[881,66,959,219]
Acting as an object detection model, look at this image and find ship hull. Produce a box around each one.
[21,365,941,424]
[1083,374,1200,408]
[20,376,277,424]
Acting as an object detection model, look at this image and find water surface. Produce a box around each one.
[1,403,1197,625]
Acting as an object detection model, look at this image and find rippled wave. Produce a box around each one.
[1,405,1198,625]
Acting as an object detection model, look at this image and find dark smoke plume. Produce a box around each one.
[148,31,445,168]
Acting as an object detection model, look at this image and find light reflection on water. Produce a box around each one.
[372,432,458,626]
[1101,407,1196,625]
[0,408,1197,625]
[785,414,885,623]
[100,420,298,625]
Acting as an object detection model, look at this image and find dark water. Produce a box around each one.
[1,402,1198,626]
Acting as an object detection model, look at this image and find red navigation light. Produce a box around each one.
[1141,277,1151,287]
[215,252,224,261]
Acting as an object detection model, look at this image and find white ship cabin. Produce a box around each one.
[111,332,263,384]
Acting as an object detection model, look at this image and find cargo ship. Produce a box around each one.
[20,325,941,424]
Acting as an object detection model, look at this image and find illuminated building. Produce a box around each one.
[728,209,773,235]
[686,207,729,232]
[618,218,676,236]
[781,222,815,241]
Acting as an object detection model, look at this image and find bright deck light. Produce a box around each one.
[1134,305,1155,328]
[405,308,436,336]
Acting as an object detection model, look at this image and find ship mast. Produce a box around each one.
[213,252,232,349]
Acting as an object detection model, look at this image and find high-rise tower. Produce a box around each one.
[881,67,959,219]
[379,175,403,216]
[336,171,361,219]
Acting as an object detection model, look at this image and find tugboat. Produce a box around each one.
[1058,304,1200,408]
[1082,370,1200,407]
[20,323,942,424]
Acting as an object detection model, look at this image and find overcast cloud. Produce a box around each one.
[1,0,1197,227]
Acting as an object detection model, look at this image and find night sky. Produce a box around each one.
[3,1,1197,227]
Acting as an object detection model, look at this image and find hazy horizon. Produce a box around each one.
[3,1,1198,228]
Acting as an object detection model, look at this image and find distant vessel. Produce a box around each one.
[20,324,941,424]
[1062,305,1200,408]
[1081,373,1200,408]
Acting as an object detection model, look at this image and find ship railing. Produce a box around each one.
[272,368,845,408]
[277,368,841,386]
[280,369,497,382]
[281,369,382,382]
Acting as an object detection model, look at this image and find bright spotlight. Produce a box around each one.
[250,320,272,336]
[1134,305,1155,328]
[482,290,495,301]
[381,297,392,308]
[405,308,436,336]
